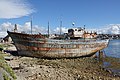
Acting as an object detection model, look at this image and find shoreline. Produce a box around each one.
[1,42,120,80]
[6,56,120,80]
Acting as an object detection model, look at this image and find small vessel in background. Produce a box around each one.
[7,24,109,58]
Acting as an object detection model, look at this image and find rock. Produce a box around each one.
[46,70,50,73]
[39,66,42,68]
[0,69,4,80]
[6,56,120,80]
[4,56,13,60]
[19,63,24,69]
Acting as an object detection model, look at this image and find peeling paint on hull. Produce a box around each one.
[7,31,109,58]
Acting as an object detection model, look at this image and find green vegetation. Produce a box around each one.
[0,43,13,50]
[3,72,11,80]
[0,44,6,48]
[0,52,17,80]
[0,45,3,49]
[0,45,4,51]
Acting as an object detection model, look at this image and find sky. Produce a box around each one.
[0,0,120,37]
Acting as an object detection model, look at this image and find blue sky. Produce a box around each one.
[0,0,120,36]
[29,0,120,28]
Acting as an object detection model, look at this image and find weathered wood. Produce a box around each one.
[7,31,109,58]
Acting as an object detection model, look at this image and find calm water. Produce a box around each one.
[104,39,120,58]
[102,39,120,76]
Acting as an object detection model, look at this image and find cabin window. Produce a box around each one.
[75,29,77,31]
[68,29,74,33]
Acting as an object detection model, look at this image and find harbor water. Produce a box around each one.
[102,39,120,76]
[104,39,120,58]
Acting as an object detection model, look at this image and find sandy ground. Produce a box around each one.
[6,56,120,80]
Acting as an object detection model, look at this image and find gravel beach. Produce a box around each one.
[6,56,120,80]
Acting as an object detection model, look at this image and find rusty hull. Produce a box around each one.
[7,31,109,58]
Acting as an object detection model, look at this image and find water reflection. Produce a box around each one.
[104,39,120,58]
[97,40,120,77]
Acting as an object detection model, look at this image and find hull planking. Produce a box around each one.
[7,31,109,58]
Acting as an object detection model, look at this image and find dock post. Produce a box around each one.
[98,50,105,62]
[91,53,97,58]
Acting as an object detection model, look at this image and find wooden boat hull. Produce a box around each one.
[7,31,109,58]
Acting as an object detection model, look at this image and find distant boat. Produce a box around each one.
[7,29,109,58]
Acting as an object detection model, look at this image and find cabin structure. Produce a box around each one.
[84,31,97,39]
[68,27,97,39]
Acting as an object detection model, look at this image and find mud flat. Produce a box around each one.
[6,56,120,80]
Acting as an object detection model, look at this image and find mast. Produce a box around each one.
[48,21,50,38]
[31,17,33,34]
[14,24,17,32]
[60,21,62,35]
[84,25,85,41]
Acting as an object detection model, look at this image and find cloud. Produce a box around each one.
[86,24,120,34]
[20,22,47,34]
[0,0,34,19]
[0,22,68,38]
[0,22,13,37]
[0,31,8,38]
[1,22,14,31]
[96,24,120,34]
[0,22,120,38]
[53,27,68,33]
[0,22,47,38]
[107,24,120,34]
